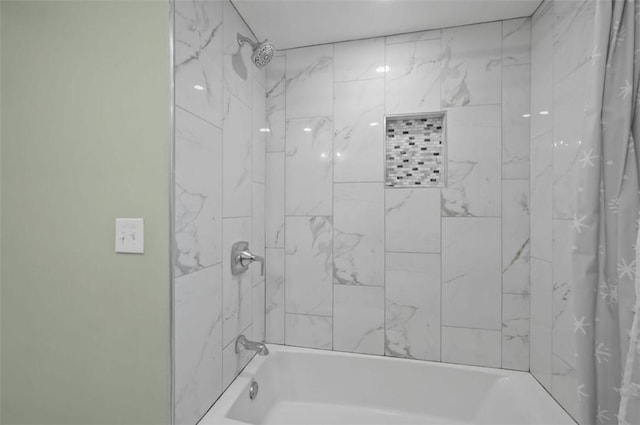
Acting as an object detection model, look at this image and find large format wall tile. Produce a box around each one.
[285,216,333,316]
[286,117,333,216]
[174,0,223,127]
[442,106,501,217]
[175,265,223,425]
[334,285,385,355]
[222,217,252,347]
[265,248,285,344]
[502,19,531,180]
[252,282,265,342]
[530,131,553,261]
[531,0,553,138]
[254,65,266,89]
[385,188,440,253]
[553,64,588,220]
[502,180,530,294]
[252,79,266,184]
[222,91,252,217]
[503,18,531,67]
[252,183,265,286]
[442,218,501,330]
[553,0,595,84]
[552,219,575,367]
[552,355,578,419]
[285,314,333,349]
[334,37,385,82]
[222,0,252,107]
[441,22,502,107]
[265,152,284,248]
[531,257,553,390]
[175,107,222,277]
[334,183,384,286]
[385,38,441,114]
[385,253,440,361]
[285,44,333,119]
[334,79,384,182]
[442,327,502,368]
[266,53,286,153]
[502,64,531,180]
[502,293,530,371]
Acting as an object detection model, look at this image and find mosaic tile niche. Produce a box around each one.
[385,112,446,188]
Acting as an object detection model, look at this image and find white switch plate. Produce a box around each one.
[115,218,144,254]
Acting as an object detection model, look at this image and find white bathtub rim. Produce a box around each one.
[199,344,576,425]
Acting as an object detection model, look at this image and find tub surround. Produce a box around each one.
[173,1,266,424]
[171,0,595,423]
[529,0,596,419]
[265,18,531,371]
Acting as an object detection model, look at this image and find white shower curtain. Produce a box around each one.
[574,1,640,424]
[619,227,640,424]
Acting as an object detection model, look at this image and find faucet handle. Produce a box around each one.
[231,242,266,277]
[253,255,265,276]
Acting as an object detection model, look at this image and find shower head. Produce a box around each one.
[237,33,275,69]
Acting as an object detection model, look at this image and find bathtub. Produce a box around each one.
[200,344,575,425]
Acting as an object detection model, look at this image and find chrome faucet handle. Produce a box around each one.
[231,242,266,276]
[253,254,265,276]
[238,251,265,276]
[237,250,254,266]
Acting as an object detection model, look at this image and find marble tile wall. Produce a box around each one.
[529,0,595,420]
[265,19,531,372]
[173,0,266,423]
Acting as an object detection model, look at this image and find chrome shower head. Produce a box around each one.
[237,33,275,69]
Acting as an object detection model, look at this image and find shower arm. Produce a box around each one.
[237,33,257,49]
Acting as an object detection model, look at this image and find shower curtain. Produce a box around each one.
[574,1,640,424]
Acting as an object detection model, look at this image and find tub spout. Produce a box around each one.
[235,335,269,356]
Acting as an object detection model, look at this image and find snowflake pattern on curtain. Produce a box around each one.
[573,1,640,424]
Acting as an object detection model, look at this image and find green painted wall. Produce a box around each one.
[0,1,172,424]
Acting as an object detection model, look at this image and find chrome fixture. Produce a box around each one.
[231,241,264,276]
[237,33,275,68]
[235,335,269,356]
[249,380,259,400]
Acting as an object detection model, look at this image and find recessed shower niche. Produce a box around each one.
[385,112,447,188]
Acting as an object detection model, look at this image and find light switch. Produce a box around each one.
[115,218,144,254]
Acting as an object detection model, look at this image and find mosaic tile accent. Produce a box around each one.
[385,113,446,188]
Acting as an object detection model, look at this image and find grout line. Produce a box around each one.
[441,324,504,332]
[331,42,336,352]
[500,19,505,369]
[286,312,333,319]
[282,50,288,346]
[219,6,227,400]
[548,1,555,388]
[228,0,260,45]
[278,15,533,52]
[382,37,388,358]
[530,256,552,263]
[175,261,224,280]
[169,3,177,422]
[334,180,386,184]
[384,250,441,255]
[439,31,444,364]
[175,105,223,131]
[284,214,333,218]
